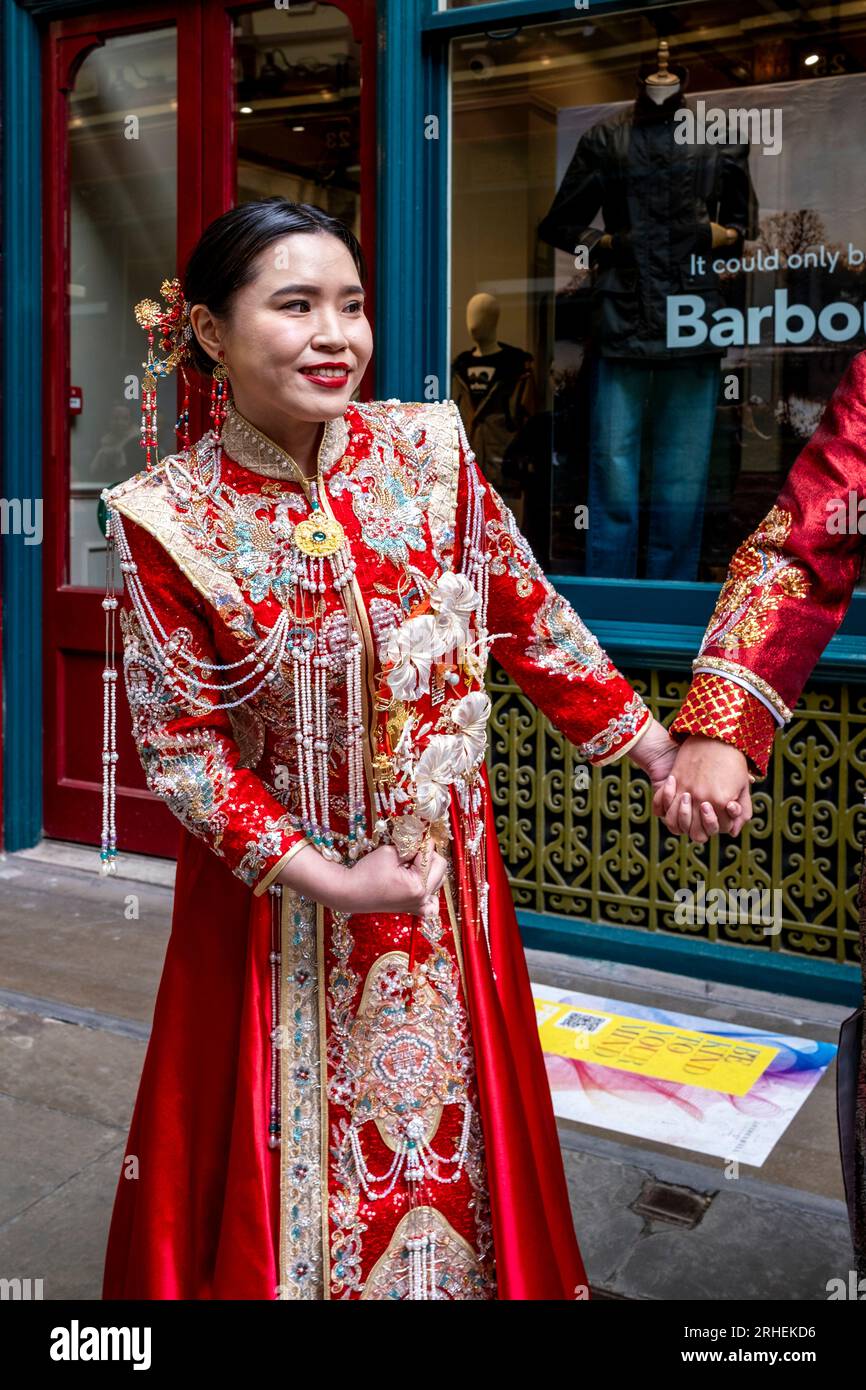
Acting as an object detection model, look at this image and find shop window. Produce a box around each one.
[69,28,177,588]
[448,1,866,585]
[72,5,362,591]
[232,4,360,234]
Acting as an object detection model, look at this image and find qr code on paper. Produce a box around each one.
[555,1011,609,1035]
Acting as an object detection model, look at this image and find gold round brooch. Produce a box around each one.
[292,513,346,556]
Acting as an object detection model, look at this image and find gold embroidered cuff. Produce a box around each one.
[591,711,654,766]
[691,656,792,723]
[253,836,313,896]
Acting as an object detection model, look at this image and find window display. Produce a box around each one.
[537,40,757,581]
[449,2,866,583]
[450,292,539,513]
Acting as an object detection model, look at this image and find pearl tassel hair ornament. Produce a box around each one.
[100,507,120,873]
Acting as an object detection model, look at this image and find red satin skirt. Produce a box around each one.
[102,765,588,1300]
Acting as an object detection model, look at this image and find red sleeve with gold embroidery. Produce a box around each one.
[454,413,652,764]
[115,513,309,894]
[671,350,866,776]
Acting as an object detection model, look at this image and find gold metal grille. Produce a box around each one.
[485,663,866,968]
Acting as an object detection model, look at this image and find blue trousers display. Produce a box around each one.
[585,356,720,580]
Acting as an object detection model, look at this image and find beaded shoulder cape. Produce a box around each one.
[99,398,510,938]
[100,393,649,937]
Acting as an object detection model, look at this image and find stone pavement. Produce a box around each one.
[0,841,856,1301]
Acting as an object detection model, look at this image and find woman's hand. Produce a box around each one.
[332,842,449,918]
[336,843,448,917]
[628,715,680,792]
[652,735,753,842]
[277,841,448,916]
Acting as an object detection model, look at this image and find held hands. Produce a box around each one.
[628,721,754,843]
[627,715,681,796]
[652,734,753,843]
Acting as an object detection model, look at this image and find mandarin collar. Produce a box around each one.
[219,397,351,484]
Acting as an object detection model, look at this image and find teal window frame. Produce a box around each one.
[2,0,43,855]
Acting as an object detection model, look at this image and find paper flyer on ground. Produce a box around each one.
[532,983,837,1166]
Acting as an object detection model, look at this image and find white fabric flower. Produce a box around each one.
[383,574,481,700]
[432,611,470,655]
[449,690,491,771]
[414,735,460,821]
[383,614,438,701]
[430,572,478,655]
[431,572,478,621]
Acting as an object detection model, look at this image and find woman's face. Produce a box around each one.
[192,231,373,424]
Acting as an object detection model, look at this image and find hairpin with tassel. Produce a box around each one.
[133,276,195,469]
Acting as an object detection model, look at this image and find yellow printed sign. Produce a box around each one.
[534,998,779,1096]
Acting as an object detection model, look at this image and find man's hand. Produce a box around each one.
[652,735,753,842]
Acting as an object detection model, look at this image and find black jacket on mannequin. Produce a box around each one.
[537,63,759,359]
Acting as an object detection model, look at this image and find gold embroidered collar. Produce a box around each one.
[219,397,351,484]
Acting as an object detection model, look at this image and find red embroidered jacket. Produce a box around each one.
[671,350,866,775]
[106,399,653,893]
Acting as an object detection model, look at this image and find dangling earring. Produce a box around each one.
[210,349,230,436]
[175,365,192,451]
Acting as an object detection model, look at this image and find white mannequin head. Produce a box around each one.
[645,80,680,105]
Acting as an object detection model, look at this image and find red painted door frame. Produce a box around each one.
[42,0,377,859]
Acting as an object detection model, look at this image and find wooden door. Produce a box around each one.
[42,0,376,858]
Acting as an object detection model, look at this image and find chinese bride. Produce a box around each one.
[99,197,679,1300]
